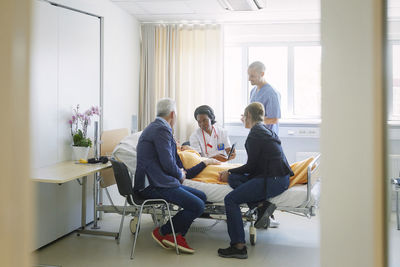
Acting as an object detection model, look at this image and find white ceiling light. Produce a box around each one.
[218,0,266,11]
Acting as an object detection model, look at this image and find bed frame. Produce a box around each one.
[95,153,321,245]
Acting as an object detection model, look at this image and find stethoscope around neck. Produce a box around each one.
[201,125,219,156]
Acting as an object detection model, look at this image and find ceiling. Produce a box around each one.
[110,0,321,23]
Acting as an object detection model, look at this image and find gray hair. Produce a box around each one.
[248,61,266,74]
[156,98,176,117]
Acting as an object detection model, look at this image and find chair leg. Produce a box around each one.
[166,203,180,255]
[131,204,144,260]
[117,197,128,244]
[152,206,157,226]
[396,190,400,230]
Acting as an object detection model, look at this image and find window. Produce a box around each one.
[224,47,245,123]
[223,43,321,124]
[248,47,288,118]
[391,44,400,119]
[293,46,321,117]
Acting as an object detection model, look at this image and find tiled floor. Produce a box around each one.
[34,211,320,267]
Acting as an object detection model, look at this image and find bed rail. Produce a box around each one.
[277,154,321,218]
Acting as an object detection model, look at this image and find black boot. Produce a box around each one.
[254,201,276,229]
[218,246,248,259]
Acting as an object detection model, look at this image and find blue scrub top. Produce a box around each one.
[250,83,281,135]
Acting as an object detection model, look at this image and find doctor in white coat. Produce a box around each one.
[189,105,236,162]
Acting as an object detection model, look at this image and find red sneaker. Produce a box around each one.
[151,227,170,249]
[162,234,195,254]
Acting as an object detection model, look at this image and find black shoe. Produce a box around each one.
[218,246,248,259]
[254,201,276,229]
[200,212,211,219]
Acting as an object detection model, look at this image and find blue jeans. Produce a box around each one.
[140,185,206,236]
[225,173,290,245]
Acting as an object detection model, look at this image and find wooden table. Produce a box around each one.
[31,161,116,237]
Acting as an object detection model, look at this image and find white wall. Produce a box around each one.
[31,0,140,249]
[50,0,141,131]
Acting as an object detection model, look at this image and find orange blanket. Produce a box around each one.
[178,150,241,184]
[178,149,314,188]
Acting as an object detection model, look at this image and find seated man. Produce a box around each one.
[134,98,215,254]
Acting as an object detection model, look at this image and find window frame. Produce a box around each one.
[388,41,400,121]
[223,41,322,126]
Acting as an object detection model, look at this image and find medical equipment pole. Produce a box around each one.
[92,121,100,229]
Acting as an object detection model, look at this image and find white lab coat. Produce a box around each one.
[189,125,231,158]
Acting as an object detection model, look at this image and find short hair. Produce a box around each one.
[248,61,266,74]
[194,105,216,125]
[244,102,264,123]
[156,98,176,117]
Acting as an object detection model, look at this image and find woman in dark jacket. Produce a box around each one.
[217,102,293,259]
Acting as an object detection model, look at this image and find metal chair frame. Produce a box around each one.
[111,159,179,259]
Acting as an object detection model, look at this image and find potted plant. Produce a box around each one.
[69,105,100,160]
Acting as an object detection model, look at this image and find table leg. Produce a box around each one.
[77,174,118,238]
[81,176,87,229]
[92,172,100,229]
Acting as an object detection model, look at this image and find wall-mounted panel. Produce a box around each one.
[30,0,100,249]
[58,7,100,161]
[30,1,59,168]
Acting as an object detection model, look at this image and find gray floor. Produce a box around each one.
[389,212,400,267]
[34,211,320,267]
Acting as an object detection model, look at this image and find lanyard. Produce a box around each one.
[201,126,218,156]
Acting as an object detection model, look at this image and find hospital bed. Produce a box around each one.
[102,131,321,245]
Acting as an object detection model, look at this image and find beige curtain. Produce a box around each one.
[139,24,223,142]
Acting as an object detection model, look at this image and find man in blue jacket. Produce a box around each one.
[134,98,206,254]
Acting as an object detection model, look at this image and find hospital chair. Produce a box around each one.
[110,159,180,259]
[100,128,130,188]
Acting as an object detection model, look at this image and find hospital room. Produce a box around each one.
[1,0,399,266]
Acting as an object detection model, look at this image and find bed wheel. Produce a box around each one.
[130,217,139,235]
[249,226,257,246]
[151,213,167,226]
[310,206,316,217]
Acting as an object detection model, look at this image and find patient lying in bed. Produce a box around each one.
[112,131,318,204]
[178,148,314,188]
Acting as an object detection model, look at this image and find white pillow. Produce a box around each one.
[112,131,142,175]
[119,131,142,150]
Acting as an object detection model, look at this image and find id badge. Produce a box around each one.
[217,143,225,151]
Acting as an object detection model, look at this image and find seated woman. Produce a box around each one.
[217,102,294,259]
[189,105,236,162]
